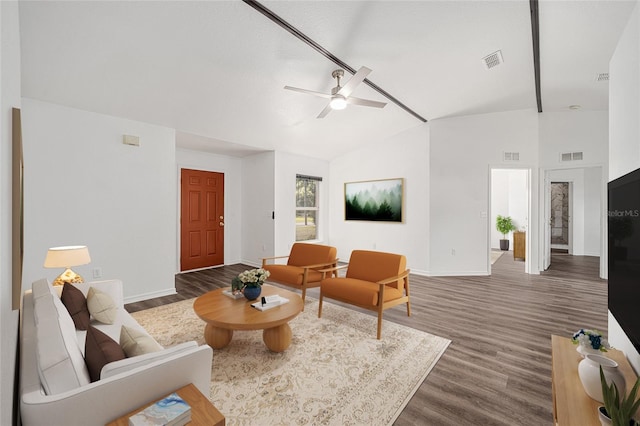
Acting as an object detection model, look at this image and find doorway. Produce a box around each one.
[489,168,530,274]
[180,169,225,271]
[550,182,571,253]
[542,167,604,276]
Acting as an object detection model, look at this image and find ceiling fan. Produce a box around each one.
[284,66,387,118]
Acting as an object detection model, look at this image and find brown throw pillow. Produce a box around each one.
[61,282,90,330]
[84,325,125,382]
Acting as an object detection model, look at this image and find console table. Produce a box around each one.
[551,335,638,425]
[513,231,525,260]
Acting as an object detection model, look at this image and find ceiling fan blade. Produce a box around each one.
[284,86,332,99]
[337,66,372,98]
[317,103,333,118]
[346,97,387,109]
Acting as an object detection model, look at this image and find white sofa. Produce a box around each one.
[20,278,213,425]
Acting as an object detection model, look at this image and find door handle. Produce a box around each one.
[220,222,225,227]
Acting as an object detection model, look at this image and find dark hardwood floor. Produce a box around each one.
[125,252,607,425]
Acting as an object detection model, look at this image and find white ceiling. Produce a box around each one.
[18,0,636,160]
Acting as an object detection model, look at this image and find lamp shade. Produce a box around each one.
[44,245,91,268]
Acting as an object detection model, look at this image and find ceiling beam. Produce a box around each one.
[242,0,428,123]
[530,0,543,113]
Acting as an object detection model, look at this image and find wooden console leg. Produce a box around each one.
[204,324,233,349]
[263,323,292,352]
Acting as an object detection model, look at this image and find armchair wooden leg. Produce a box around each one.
[406,301,411,317]
[376,314,382,340]
[301,287,306,312]
[318,293,323,318]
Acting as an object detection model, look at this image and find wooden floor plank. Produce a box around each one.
[125,252,607,425]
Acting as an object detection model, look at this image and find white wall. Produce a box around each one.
[241,151,275,266]
[583,167,602,256]
[274,151,330,257]
[329,124,429,274]
[608,0,640,373]
[539,111,608,169]
[429,110,539,276]
[176,148,242,266]
[491,169,528,249]
[21,99,177,302]
[0,2,21,424]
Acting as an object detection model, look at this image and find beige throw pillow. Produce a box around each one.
[87,287,117,324]
[120,325,162,357]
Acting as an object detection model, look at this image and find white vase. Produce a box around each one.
[578,354,626,403]
[577,344,601,358]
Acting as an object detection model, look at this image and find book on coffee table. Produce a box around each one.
[128,392,191,426]
[251,295,289,311]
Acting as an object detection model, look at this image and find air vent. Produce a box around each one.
[482,50,504,70]
[503,152,520,161]
[596,73,609,82]
[561,152,583,162]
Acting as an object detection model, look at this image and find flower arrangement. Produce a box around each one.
[572,329,611,352]
[231,268,270,293]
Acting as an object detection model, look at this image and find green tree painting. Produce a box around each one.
[345,178,403,222]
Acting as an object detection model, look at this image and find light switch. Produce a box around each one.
[123,135,140,146]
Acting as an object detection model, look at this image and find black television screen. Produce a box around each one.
[608,167,640,354]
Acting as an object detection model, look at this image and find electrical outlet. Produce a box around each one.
[451,249,456,256]
[92,267,102,279]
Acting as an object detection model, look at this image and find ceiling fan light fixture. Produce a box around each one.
[330,95,347,110]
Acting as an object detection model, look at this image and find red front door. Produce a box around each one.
[180,169,224,271]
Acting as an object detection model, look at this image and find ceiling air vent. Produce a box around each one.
[482,50,504,70]
[561,152,584,162]
[503,152,520,161]
[596,73,609,82]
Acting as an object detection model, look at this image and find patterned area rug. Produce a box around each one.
[131,297,450,426]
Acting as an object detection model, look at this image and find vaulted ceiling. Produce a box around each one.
[19,1,636,160]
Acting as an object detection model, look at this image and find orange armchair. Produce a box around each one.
[262,243,338,309]
[318,250,411,339]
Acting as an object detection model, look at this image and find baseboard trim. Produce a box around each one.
[124,288,176,304]
[425,270,490,277]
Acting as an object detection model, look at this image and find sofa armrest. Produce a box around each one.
[298,259,339,270]
[261,255,290,266]
[100,342,198,379]
[376,269,410,285]
[20,344,213,426]
[318,264,348,278]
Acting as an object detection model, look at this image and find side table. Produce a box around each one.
[106,383,225,426]
[551,335,638,426]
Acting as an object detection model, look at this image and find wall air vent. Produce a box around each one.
[561,152,584,162]
[596,73,609,82]
[482,50,504,70]
[503,152,520,161]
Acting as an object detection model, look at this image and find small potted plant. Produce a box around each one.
[599,366,640,426]
[572,329,611,357]
[496,215,517,251]
[232,268,270,301]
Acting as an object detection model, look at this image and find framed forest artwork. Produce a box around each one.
[344,178,403,222]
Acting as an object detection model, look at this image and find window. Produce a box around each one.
[296,174,321,241]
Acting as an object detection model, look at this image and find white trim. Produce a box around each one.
[124,288,176,304]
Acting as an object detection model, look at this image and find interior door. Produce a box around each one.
[543,173,551,270]
[180,169,224,271]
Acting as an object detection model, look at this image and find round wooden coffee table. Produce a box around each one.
[193,284,303,352]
